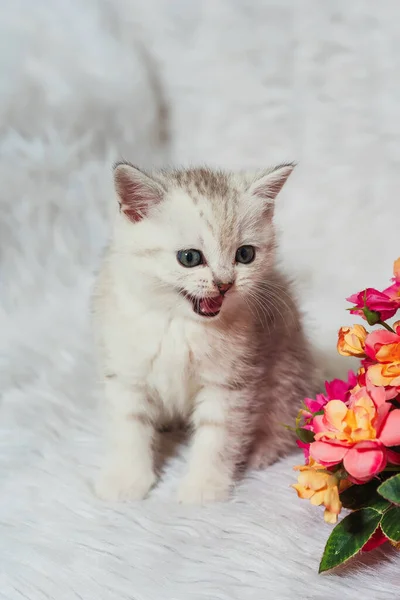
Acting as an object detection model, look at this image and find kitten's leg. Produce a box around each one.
[248,419,297,469]
[248,432,289,469]
[178,387,244,504]
[95,378,156,501]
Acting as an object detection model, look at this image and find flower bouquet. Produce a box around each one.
[292,258,400,572]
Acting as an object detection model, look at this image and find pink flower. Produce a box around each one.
[383,257,400,302]
[309,387,400,483]
[348,259,400,321]
[325,371,357,402]
[304,393,329,415]
[347,288,399,321]
[296,440,310,462]
[303,371,357,416]
[383,280,400,303]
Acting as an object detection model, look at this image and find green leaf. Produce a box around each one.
[296,428,315,443]
[378,473,400,505]
[381,506,400,542]
[340,481,390,513]
[363,307,381,326]
[319,508,382,573]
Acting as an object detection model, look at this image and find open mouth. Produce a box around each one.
[185,294,224,318]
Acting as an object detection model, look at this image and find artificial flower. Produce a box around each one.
[382,257,400,303]
[309,387,400,482]
[292,459,347,523]
[324,371,357,402]
[292,258,400,572]
[383,281,400,303]
[304,393,330,415]
[347,288,399,321]
[365,329,400,388]
[393,257,400,280]
[356,365,399,401]
[337,325,368,357]
[354,366,366,389]
[304,371,357,415]
[299,372,358,462]
[296,439,310,462]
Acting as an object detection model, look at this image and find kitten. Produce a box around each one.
[92,162,318,503]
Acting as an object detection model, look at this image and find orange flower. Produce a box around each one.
[365,329,400,387]
[292,459,348,523]
[382,258,400,302]
[337,325,368,357]
[316,393,377,445]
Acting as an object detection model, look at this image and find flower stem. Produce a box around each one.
[378,320,396,333]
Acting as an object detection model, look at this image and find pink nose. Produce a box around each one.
[216,281,233,295]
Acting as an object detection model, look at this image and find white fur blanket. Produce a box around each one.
[1,1,399,598]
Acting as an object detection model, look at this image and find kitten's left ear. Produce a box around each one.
[249,163,296,202]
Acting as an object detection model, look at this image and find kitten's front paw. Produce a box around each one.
[177,473,231,504]
[95,464,156,502]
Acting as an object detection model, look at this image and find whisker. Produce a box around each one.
[254,280,297,302]
[242,292,270,334]
[253,282,297,319]
[251,290,295,333]
[249,286,295,331]
[245,291,275,333]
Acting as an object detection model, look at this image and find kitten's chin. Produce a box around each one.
[181,292,224,319]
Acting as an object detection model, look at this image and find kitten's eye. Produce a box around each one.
[235,245,255,264]
[177,249,204,268]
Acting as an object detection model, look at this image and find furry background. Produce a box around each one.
[1,1,399,598]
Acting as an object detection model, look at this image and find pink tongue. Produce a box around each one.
[199,295,224,314]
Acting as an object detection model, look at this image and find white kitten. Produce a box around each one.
[92,163,317,503]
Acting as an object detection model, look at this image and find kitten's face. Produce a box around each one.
[113,165,294,320]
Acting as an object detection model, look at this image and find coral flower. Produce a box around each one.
[365,329,400,388]
[382,257,400,303]
[309,387,400,482]
[337,325,368,357]
[292,459,348,523]
[393,257,400,280]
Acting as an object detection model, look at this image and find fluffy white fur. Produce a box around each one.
[2,0,400,598]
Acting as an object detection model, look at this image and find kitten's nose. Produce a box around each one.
[216,281,233,295]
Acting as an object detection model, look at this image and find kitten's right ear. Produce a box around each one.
[113,163,164,223]
[248,163,296,202]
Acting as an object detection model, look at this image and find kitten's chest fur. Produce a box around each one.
[146,317,201,420]
[117,310,223,422]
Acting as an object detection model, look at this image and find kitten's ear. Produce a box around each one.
[114,163,164,223]
[249,163,296,202]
